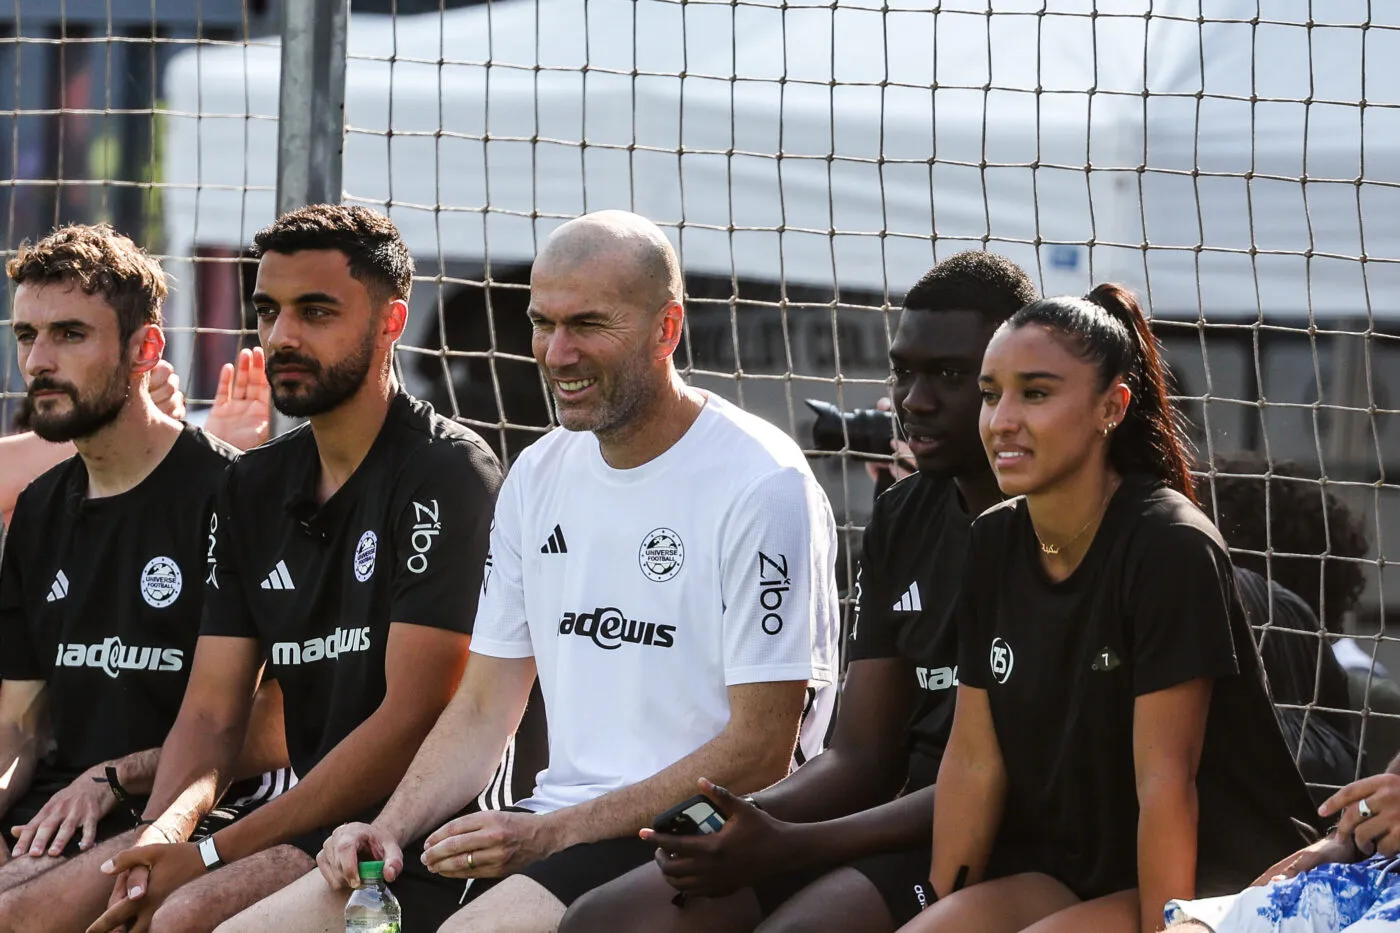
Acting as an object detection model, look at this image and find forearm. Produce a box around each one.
[774,784,936,876]
[1136,781,1198,933]
[0,729,42,818]
[0,434,74,524]
[214,699,442,863]
[930,762,1003,897]
[230,683,289,781]
[140,715,244,834]
[109,748,162,796]
[551,726,792,851]
[753,747,905,824]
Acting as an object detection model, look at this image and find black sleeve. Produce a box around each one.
[388,441,502,633]
[847,506,898,661]
[1126,522,1241,697]
[0,497,43,681]
[954,525,989,690]
[198,472,258,639]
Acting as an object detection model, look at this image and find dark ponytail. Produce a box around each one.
[1006,283,1196,503]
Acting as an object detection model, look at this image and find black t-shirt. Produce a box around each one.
[200,393,507,782]
[957,475,1318,900]
[1235,567,1354,739]
[849,473,969,791]
[1235,567,1359,795]
[0,426,237,787]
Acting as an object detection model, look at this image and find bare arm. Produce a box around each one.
[0,680,48,817]
[210,623,470,862]
[753,658,916,823]
[0,435,72,527]
[229,679,289,782]
[138,636,263,839]
[412,678,809,884]
[645,659,925,894]
[931,684,1006,898]
[560,679,807,849]
[1134,678,1211,933]
[69,678,282,807]
[373,652,538,843]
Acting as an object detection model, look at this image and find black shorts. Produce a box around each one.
[392,832,657,932]
[2,772,277,860]
[754,847,933,926]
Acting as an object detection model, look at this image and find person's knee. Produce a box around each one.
[440,876,564,933]
[149,886,215,933]
[558,886,611,933]
[755,868,893,933]
[0,886,30,933]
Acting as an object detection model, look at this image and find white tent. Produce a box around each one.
[162,0,1400,330]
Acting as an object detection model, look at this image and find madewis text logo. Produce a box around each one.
[271,626,372,666]
[54,637,183,679]
[558,607,676,650]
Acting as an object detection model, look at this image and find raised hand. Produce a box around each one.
[203,347,271,451]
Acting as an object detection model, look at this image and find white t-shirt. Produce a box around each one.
[471,393,839,814]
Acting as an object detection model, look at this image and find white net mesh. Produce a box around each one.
[4,0,1400,790]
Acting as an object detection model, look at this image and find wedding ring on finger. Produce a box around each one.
[1359,798,1374,820]
[467,851,475,871]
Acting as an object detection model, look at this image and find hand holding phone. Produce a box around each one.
[651,794,726,836]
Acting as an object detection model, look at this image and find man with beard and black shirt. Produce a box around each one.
[88,205,512,933]
[0,225,290,933]
[559,251,1039,933]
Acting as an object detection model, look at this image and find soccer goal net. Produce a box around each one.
[2,0,1398,792]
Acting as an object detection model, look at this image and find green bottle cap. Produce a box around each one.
[359,860,385,881]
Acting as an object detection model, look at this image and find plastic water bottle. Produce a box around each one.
[345,860,402,933]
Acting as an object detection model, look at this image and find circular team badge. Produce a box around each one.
[140,556,183,609]
[639,528,684,583]
[354,530,378,583]
[990,636,1015,685]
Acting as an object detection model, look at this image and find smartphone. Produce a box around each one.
[652,793,725,836]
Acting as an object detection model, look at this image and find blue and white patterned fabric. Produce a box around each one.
[1165,855,1400,931]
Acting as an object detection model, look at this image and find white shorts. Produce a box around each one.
[1165,856,1400,932]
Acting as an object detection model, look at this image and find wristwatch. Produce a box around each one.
[197,835,224,871]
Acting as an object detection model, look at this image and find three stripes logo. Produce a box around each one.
[260,560,296,591]
[46,570,70,603]
[891,581,922,613]
[540,524,568,555]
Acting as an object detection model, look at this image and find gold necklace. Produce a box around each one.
[1035,482,1118,556]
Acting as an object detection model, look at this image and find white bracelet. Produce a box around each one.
[197,835,223,871]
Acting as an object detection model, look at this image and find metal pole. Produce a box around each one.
[276,0,348,214]
[271,0,349,436]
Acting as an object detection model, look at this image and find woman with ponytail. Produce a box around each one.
[898,285,1318,933]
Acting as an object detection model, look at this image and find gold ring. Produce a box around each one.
[467,851,475,871]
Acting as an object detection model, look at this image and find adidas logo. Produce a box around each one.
[540,524,568,555]
[260,560,295,591]
[46,570,70,603]
[892,582,922,613]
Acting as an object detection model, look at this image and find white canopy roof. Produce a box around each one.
[162,0,1400,320]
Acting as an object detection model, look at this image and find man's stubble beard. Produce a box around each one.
[21,361,131,443]
[269,328,379,418]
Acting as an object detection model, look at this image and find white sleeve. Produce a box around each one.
[468,465,535,659]
[719,466,839,687]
